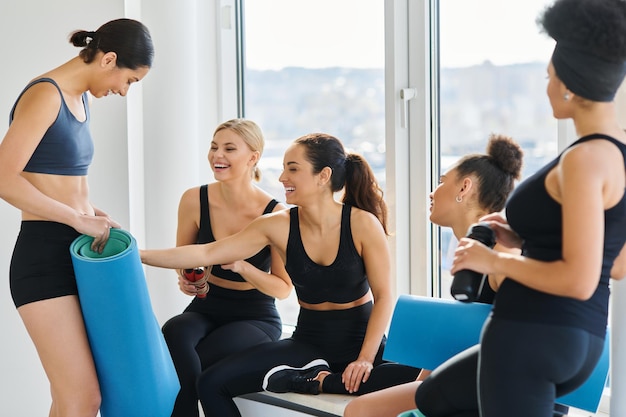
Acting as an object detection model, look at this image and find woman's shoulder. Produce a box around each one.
[180,185,203,201]
[12,79,62,115]
[348,205,386,236]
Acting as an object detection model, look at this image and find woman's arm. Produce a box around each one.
[221,246,293,299]
[172,187,204,295]
[486,243,521,292]
[611,243,626,280]
[341,209,394,393]
[0,84,80,224]
[220,202,293,298]
[0,83,114,251]
[141,210,289,271]
[453,143,612,300]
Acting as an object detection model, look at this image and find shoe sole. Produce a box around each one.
[262,358,330,391]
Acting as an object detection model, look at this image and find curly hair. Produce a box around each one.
[538,0,626,61]
[455,134,523,213]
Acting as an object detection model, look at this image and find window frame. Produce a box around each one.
[217,1,609,413]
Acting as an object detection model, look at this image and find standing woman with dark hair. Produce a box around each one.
[436,0,626,416]
[141,133,420,417]
[0,19,153,417]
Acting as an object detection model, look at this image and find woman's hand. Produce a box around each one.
[451,237,500,281]
[219,260,246,274]
[479,213,523,249]
[176,269,210,296]
[75,213,121,253]
[341,359,374,393]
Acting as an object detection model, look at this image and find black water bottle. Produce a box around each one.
[451,222,496,302]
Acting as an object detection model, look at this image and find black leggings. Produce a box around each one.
[415,318,604,417]
[197,304,420,417]
[163,312,281,417]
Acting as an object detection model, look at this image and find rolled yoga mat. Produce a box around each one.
[70,229,179,417]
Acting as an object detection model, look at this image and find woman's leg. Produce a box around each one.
[197,338,323,417]
[163,312,216,417]
[164,313,280,417]
[343,380,421,417]
[19,296,100,417]
[195,320,280,368]
[415,345,481,417]
[479,319,604,417]
[321,362,421,395]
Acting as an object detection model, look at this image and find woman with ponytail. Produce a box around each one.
[0,18,153,417]
[141,133,420,417]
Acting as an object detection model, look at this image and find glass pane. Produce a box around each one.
[438,0,557,298]
[243,0,385,326]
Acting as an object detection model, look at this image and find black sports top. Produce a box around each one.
[11,78,93,175]
[197,184,278,282]
[495,134,626,338]
[285,204,370,304]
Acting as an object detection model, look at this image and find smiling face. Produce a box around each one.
[279,143,320,205]
[208,128,258,182]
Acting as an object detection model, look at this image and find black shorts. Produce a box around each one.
[10,221,81,308]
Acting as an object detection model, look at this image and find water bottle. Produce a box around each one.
[451,222,496,302]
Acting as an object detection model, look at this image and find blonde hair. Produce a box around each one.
[213,119,264,181]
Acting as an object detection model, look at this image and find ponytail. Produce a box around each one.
[343,153,388,235]
[295,133,388,234]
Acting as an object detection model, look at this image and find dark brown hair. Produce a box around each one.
[69,18,154,69]
[295,133,388,234]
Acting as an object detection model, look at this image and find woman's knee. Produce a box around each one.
[162,314,189,341]
[51,384,101,417]
[344,397,366,417]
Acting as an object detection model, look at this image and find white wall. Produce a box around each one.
[0,1,220,414]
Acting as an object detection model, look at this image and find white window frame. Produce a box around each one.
[216,1,611,413]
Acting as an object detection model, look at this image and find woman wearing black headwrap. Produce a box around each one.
[440,0,626,416]
[349,1,626,416]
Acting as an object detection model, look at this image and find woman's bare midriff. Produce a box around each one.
[21,172,92,220]
[298,291,373,311]
[207,274,256,291]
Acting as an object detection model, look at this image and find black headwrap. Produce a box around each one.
[552,41,626,102]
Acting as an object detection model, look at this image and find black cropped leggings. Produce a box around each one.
[415,317,604,417]
[197,304,420,417]
[163,312,281,417]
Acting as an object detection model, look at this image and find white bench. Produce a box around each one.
[237,392,352,416]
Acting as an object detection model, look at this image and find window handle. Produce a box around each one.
[400,88,417,129]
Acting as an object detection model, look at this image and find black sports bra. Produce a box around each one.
[197,184,278,282]
[285,205,370,304]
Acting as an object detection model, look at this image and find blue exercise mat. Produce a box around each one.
[70,229,179,417]
[384,294,610,414]
[384,294,491,370]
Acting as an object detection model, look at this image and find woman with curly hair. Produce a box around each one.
[343,134,537,417]
[400,0,626,416]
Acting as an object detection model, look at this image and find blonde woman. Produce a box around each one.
[162,119,292,417]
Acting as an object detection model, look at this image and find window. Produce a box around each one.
[242,0,385,325]
[437,0,558,298]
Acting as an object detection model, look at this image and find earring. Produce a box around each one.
[455,196,462,203]
[564,92,571,101]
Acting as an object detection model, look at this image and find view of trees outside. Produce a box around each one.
[242,0,556,322]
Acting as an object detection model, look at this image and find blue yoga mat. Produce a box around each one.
[70,229,179,417]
